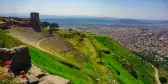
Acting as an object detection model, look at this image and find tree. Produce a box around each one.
[49,22,59,35]
[69,28,73,31]
[50,22,59,29]
[42,21,50,28]
[48,29,53,36]
[98,50,103,64]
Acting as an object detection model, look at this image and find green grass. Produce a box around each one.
[0,30,158,84]
[0,30,96,84]
[0,20,3,24]
[55,30,156,84]
[0,30,23,48]
[94,35,156,84]
[0,31,95,84]
[29,46,95,84]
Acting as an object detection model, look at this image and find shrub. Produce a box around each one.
[50,22,59,29]
[122,63,138,79]
[101,50,111,54]
[130,68,138,79]
[68,28,73,31]
[41,21,50,28]
[159,77,167,84]
[0,25,9,30]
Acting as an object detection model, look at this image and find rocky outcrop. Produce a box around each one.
[0,46,32,75]
[0,46,70,84]
[10,46,32,75]
[0,48,14,63]
[27,65,70,84]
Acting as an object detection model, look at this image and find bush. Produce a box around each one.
[130,68,138,79]
[159,77,167,84]
[68,28,73,31]
[41,21,50,28]
[122,63,138,79]
[0,25,9,30]
[50,22,59,29]
[101,50,111,54]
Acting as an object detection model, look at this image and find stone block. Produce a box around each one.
[27,75,39,84]
[10,46,32,75]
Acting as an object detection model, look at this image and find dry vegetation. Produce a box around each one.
[159,68,168,84]
[0,66,18,84]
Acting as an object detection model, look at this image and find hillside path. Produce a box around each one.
[154,67,161,84]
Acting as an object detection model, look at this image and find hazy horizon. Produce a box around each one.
[0,0,168,20]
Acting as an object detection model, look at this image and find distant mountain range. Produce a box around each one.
[0,13,168,27]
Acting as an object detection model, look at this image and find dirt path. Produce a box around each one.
[154,67,161,84]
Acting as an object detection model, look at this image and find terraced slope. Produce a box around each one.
[8,27,50,46]
[9,27,87,67]
[37,36,87,67]
[4,28,158,84]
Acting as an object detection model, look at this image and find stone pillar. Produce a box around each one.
[30,12,41,32]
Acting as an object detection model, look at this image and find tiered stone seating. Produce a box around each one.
[38,36,74,54]
[9,27,49,46]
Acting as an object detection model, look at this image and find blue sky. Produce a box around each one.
[0,0,168,20]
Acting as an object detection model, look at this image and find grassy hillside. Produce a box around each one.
[55,29,156,84]
[0,29,157,84]
[0,30,94,84]
[94,35,155,84]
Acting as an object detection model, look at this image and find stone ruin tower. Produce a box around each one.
[30,12,41,32]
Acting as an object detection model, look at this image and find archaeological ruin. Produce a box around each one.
[30,12,41,32]
[0,12,42,32]
[0,46,32,75]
